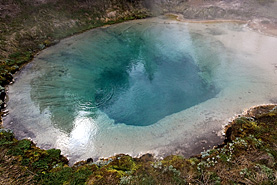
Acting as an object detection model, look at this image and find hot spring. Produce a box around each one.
[4,18,277,163]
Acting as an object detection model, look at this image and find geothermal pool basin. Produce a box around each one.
[4,17,277,163]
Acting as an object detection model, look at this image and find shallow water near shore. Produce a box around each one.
[4,17,277,164]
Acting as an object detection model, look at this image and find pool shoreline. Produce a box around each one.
[3,16,277,164]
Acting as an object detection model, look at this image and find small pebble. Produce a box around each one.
[201,140,207,144]
[3,109,9,113]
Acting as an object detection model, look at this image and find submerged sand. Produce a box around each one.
[4,17,277,164]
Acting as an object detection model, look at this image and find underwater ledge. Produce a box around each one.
[3,16,276,180]
[4,15,277,164]
[1,28,276,183]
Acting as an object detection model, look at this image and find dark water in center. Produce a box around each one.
[96,54,216,126]
[30,20,218,127]
[6,18,277,163]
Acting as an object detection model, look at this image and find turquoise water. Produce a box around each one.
[6,18,277,163]
[30,21,218,128]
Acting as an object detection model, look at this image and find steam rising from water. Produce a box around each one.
[4,18,277,163]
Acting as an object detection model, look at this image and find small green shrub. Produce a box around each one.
[0,129,15,145]
[38,167,73,185]
[108,155,136,171]
[46,149,61,160]
[7,139,32,156]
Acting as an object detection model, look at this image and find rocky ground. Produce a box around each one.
[147,0,277,36]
